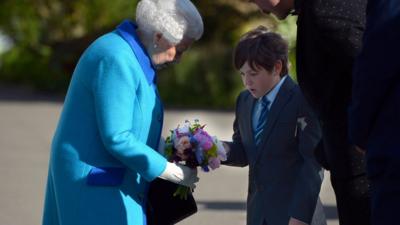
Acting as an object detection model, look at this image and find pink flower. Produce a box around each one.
[174,136,191,160]
[208,157,221,170]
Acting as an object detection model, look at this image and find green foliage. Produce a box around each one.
[158,44,241,109]
[0,44,69,92]
[0,0,297,108]
[158,0,298,109]
[0,0,137,92]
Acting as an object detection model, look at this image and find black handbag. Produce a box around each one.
[146,178,197,225]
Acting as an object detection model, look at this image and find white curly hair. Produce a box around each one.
[136,0,203,45]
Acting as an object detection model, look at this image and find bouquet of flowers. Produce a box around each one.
[163,119,227,199]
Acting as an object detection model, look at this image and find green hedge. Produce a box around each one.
[0,0,297,109]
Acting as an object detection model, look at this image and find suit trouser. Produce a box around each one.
[368,157,400,225]
[318,119,371,225]
[330,175,371,225]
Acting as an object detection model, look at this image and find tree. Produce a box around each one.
[0,0,297,109]
[0,0,137,91]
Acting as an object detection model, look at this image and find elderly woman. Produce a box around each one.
[42,0,203,225]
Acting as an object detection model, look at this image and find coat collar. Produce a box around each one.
[116,20,156,85]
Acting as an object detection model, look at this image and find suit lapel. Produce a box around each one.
[255,76,296,159]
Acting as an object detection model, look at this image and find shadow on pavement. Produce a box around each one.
[197,200,246,211]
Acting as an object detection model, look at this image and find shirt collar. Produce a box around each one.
[116,20,156,85]
[259,75,288,107]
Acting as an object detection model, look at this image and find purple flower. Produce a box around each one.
[195,147,204,165]
[208,157,221,170]
[201,165,210,172]
[193,130,213,150]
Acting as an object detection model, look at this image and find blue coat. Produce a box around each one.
[42,21,167,225]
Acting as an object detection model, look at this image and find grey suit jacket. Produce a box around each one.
[225,77,322,225]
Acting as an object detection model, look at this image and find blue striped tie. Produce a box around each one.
[254,97,270,146]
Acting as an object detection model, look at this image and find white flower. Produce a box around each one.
[297,117,307,131]
[177,124,190,135]
[212,136,227,161]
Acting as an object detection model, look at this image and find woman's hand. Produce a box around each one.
[158,162,199,189]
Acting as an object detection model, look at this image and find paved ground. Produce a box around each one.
[0,96,339,225]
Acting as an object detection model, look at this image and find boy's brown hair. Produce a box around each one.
[233,26,289,77]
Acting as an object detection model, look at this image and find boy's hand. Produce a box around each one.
[223,142,230,154]
[288,217,308,225]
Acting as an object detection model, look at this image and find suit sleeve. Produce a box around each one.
[92,53,167,182]
[349,0,400,148]
[289,94,323,223]
[223,93,249,167]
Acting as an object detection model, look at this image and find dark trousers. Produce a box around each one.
[368,157,400,225]
[317,119,371,225]
[331,175,371,225]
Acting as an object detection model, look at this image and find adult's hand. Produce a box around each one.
[159,162,199,189]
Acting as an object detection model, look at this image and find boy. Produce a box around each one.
[247,2,371,224]
[223,26,323,225]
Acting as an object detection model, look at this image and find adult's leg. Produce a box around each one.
[331,174,371,225]
[321,119,371,225]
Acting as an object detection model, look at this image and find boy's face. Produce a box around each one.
[249,0,294,20]
[239,61,282,99]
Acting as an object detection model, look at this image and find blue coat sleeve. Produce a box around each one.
[92,52,167,182]
[349,1,400,148]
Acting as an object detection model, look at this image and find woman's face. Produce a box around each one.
[151,34,194,68]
